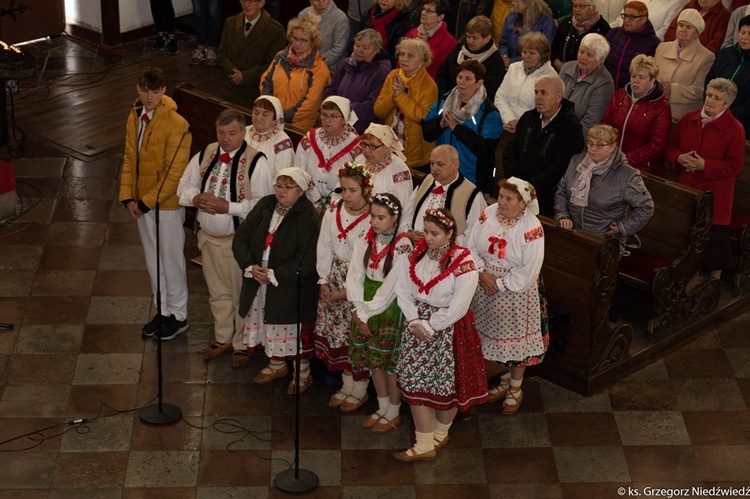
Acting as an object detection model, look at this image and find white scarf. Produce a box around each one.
[441,85,488,124]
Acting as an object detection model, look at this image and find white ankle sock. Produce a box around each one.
[384,402,400,420]
[350,379,368,398]
[377,397,389,415]
[414,431,435,454]
[434,420,452,443]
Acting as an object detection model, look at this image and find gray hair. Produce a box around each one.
[216,108,246,128]
[354,28,383,53]
[707,78,738,106]
[580,33,610,62]
[396,38,432,68]
[536,74,565,95]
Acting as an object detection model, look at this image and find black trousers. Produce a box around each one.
[150,0,176,33]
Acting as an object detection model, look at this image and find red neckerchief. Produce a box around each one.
[408,239,470,294]
[309,130,361,172]
[371,7,400,44]
[336,202,370,241]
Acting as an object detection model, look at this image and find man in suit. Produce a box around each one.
[217,0,287,107]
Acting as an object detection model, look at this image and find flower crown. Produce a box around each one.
[340,161,373,187]
[372,193,399,216]
[425,208,454,229]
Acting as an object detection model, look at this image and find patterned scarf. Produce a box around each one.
[442,84,488,124]
[571,12,600,34]
[569,151,616,207]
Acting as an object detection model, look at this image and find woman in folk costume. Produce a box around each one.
[232,167,322,394]
[393,208,488,462]
[468,177,548,414]
[347,194,412,433]
[295,96,362,209]
[351,123,414,232]
[314,162,373,412]
[244,95,294,175]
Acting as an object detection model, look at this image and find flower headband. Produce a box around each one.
[425,208,454,229]
[340,161,373,188]
[372,193,399,216]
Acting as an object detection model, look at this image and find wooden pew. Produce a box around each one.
[530,217,633,395]
[617,172,721,341]
[730,140,750,294]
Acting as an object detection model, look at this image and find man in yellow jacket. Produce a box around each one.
[119,67,192,341]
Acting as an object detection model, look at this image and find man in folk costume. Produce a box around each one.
[178,109,274,367]
[407,144,487,246]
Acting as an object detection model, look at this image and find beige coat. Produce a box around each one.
[655,39,715,120]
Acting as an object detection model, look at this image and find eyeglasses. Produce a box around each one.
[422,7,437,14]
[360,142,384,150]
[620,13,646,20]
[274,183,300,191]
[586,141,612,149]
[572,3,594,9]
[320,113,344,121]
[291,36,311,44]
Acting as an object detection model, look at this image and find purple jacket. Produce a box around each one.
[604,21,660,89]
[324,51,392,135]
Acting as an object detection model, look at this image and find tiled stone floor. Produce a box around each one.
[1,34,750,499]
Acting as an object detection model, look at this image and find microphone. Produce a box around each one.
[333,187,342,194]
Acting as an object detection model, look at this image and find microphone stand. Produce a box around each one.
[140,126,191,425]
[274,198,319,493]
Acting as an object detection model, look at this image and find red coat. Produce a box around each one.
[666,108,746,225]
[406,22,456,80]
[602,83,672,176]
[664,0,731,54]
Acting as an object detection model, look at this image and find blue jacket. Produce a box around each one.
[499,13,556,63]
[422,94,503,194]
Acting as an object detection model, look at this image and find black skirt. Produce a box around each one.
[703,225,735,271]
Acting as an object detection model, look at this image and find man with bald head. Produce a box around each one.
[503,74,584,216]
[408,144,487,245]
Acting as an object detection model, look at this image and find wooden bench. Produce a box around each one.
[617,172,721,341]
[729,140,750,294]
[529,217,633,395]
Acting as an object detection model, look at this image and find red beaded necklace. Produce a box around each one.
[364,228,394,269]
[408,239,470,294]
[336,202,370,241]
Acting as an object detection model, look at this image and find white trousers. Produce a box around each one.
[137,208,188,321]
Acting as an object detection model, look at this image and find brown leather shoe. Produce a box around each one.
[253,363,288,384]
[362,412,383,428]
[393,447,437,462]
[287,374,312,395]
[502,388,523,415]
[231,350,250,368]
[339,392,369,413]
[203,342,232,360]
[371,414,400,434]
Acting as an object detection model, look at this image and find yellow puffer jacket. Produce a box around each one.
[118,95,191,210]
[373,66,437,168]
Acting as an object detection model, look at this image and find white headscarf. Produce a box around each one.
[254,95,285,126]
[322,95,359,127]
[506,177,540,215]
[276,167,321,204]
[363,123,407,161]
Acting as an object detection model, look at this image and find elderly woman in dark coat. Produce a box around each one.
[554,124,654,254]
[325,29,393,135]
[233,167,321,394]
[552,0,610,71]
[560,33,615,138]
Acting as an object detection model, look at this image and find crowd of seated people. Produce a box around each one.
[125,0,750,465]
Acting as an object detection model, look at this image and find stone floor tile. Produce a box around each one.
[0,453,56,489]
[25,177,61,198]
[52,451,128,488]
[135,382,207,418]
[614,411,690,446]
[682,329,722,349]
[93,270,152,296]
[0,221,49,245]
[121,487,197,499]
[63,157,121,179]
[694,445,750,481]
[6,353,76,385]
[343,486,415,499]
[98,243,148,271]
[45,221,107,246]
[24,296,90,324]
[663,348,735,379]
[725,348,750,378]
[38,245,102,270]
[479,412,551,448]
[141,353,206,385]
[0,297,27,330]
[16,324,84,353]
[195,487,270,499]
[341,449,416,486]
[59,177,116,200]
[340,411,410,450]
[624,445,700,482]
[0,270,33,296]
[0,244,43,269]
[81,324,145,354]
[538,378,612,413]
[554,447,630,483]
[608,379,680,411]
[61,415,134,452]
[414,448,487,485]
[73,353,142,384]
[417,484,490,498]
[673,378,747,411]
[204,383,273,417]
[106,222,143,245]
[546,412,620,447]
[13,157,66,177]
[483,448,558,484]
[623,359,670,380]
[0,417,66,452]
[124,451,200,487]
[559,483,629,499]
[271,449,341,486]
[86,296,152,325]
[48,489,123,499]
[268,486,342,499]
[200,416,273,451]
[489,484,563,499]
[683,411,750,445]
[31,269,96,296]
[272,414,341,450]
[0,385,71,417]
[197,450,272,487]
[67,384,139,417]
[718,316,750,347]
[52,198,112,222]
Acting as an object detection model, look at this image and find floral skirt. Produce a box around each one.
[242,284,314,359]
[314,255,353,371]
[349,277,403,375]
[472,264,549,367]
[396,301,488,411]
